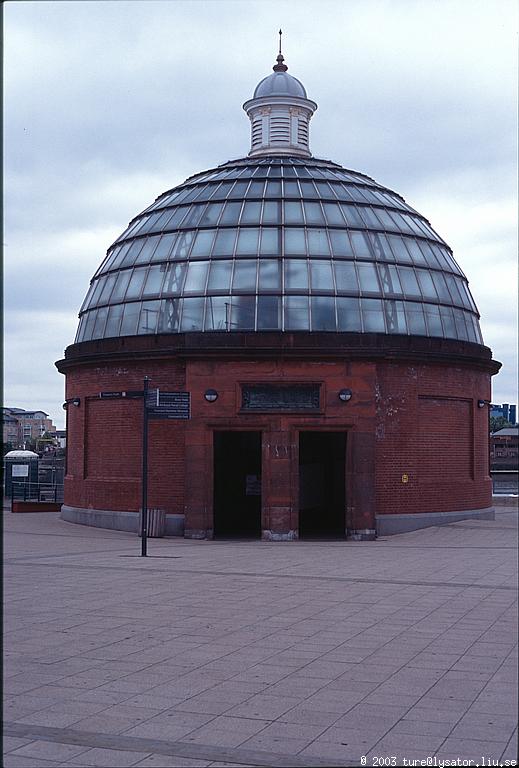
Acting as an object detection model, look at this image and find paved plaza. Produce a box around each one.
[3,506,518,767]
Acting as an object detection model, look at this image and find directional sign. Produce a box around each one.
[146,390,190,420]
[99,390,144,399]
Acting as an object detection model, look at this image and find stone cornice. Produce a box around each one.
[55,332,501,375]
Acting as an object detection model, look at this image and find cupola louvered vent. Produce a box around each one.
[297,119,309,145]
[270,116,290,143]
[251,117,263,148]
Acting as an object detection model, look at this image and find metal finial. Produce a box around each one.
[273,28,288,72]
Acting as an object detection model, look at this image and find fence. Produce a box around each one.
[11,481,64,504]
[491,470,518,495]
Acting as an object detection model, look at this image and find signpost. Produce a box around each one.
[139,380,191,557]
[99,381,191,556]
[141,378,150,557]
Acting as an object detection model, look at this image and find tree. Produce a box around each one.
[490,416,510,433]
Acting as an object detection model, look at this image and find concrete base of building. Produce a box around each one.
[61,505,497,538]
[376,507,495,535]
[60,506,185,536]
[184,528,213,539]
[262,529,298,541]
[347,528,377,541]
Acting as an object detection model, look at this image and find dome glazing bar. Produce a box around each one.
[75,156,483,346]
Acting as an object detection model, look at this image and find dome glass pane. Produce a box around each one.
[76,155,483,344]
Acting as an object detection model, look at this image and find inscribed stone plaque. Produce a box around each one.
[241,384,320,411]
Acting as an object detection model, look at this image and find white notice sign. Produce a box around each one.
[12,465,29,477]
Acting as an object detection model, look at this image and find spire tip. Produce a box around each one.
[273,28,288,72]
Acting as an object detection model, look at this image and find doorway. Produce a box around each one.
[299,431,346,538]
[213,431,262,538]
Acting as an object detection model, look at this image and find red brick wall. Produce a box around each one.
[64,360,186,513]
[62,354,493,525]
[374,362,492,515]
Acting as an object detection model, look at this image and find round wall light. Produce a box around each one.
[204,389,218,403]
[478,399,489,408]
[63,397,81,408]
[338,388,353,402]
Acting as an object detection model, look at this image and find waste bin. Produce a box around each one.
[139,508,166,537]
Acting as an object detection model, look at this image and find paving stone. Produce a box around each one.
[71,712,154,735]
[2,736,33,753]
[299,739,367,763]
[134,756,211,767]
[77,689,153,706]
[207,763,254,767]
[315,725,382,746]
[385,718,454,737]
[9,739,90,761]
[240,732,313,754]
[450,716,517,742]
[181,715,270,748]
[226,693,300,720]
[3,756,62,768]
[298,689,367,713]
[436,737,508,761]
[365,732,446,755]
[69,746,150,766]
[501,732,518,761]
[13,709,92,728]
[243,720,326,742]
[122,710,215,741]
[279,706,343,727]
[414,696,472,714]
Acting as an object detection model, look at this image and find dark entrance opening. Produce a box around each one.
[299,431,346,538]
[213,431,262,538]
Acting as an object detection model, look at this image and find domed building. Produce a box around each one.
[56,44,500,540]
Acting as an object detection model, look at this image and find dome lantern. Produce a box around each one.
[243,32,317,158]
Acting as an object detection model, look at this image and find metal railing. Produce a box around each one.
[11,481,64,504]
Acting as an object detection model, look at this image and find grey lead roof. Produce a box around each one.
[75,154,483,345]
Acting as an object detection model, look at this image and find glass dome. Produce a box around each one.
[75,154,483,345]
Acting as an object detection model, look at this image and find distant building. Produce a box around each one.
[2,408,57,449]
[490,403,517,425]
[2,412,20,447]
[490,426,519,470]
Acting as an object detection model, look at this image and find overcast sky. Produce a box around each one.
[4,0,517,429]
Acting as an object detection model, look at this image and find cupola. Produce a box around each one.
[243,31,317,157]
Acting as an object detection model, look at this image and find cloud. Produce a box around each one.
[4,0,518,425]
